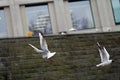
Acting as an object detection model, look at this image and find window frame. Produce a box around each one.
[0,7,12,38]
[20,2,57,36]
[25,3,53,35]
[110,0,120,25]
[63,0,101,34]
[68,0,95,30]
[0,8,7,38]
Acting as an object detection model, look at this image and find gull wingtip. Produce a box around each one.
[96,64,100,67]
[97,42,100,46]
[39,32,42,36]
[28,43,31,45]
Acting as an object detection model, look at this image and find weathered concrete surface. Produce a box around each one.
[0,32,120,80]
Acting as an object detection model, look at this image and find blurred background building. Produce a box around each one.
[0,0,120,38]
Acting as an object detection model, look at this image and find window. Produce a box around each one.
[68,0,94,30]
[111,0,120,24]
[25,4,52,36]
[0,8,7,38]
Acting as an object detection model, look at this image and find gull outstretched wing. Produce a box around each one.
[29,44,44,53]
[103,47,110,60]
[39,33,49,52]
[98,46,110,62]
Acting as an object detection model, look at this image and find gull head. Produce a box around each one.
[108,60,112,64]
[47,52,56,59]
[105,60,112,65]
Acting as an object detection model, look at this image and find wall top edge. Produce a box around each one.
[0,31,120,40]
[15,0,54,5]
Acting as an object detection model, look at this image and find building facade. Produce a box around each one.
[0,0,120,38]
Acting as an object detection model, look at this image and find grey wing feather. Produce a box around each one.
[98,47,110,62]
[29,44,44,53]
[39,33,49,52]
[103,47,110,60]
[98,48,104,62]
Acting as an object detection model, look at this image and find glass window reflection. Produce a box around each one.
[111,0,120,24]
[0,9,7,38]
[25,4,52,36]
[69,0,94,30]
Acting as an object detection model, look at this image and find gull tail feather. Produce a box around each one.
[96,64,101,67]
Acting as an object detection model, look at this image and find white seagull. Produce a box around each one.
[96,42,112,67]
[29,33,56,59]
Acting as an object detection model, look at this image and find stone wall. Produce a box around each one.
[0,32,120,80]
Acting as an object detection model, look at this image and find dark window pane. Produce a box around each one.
[0,9,7,38]
[111,0,120,24]
[25,4,52,36]
[69,0,94,30]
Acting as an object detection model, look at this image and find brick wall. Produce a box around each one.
[0,32,120,80]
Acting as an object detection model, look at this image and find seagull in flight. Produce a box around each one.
[29,33,56,59]
[96,42,112,67]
